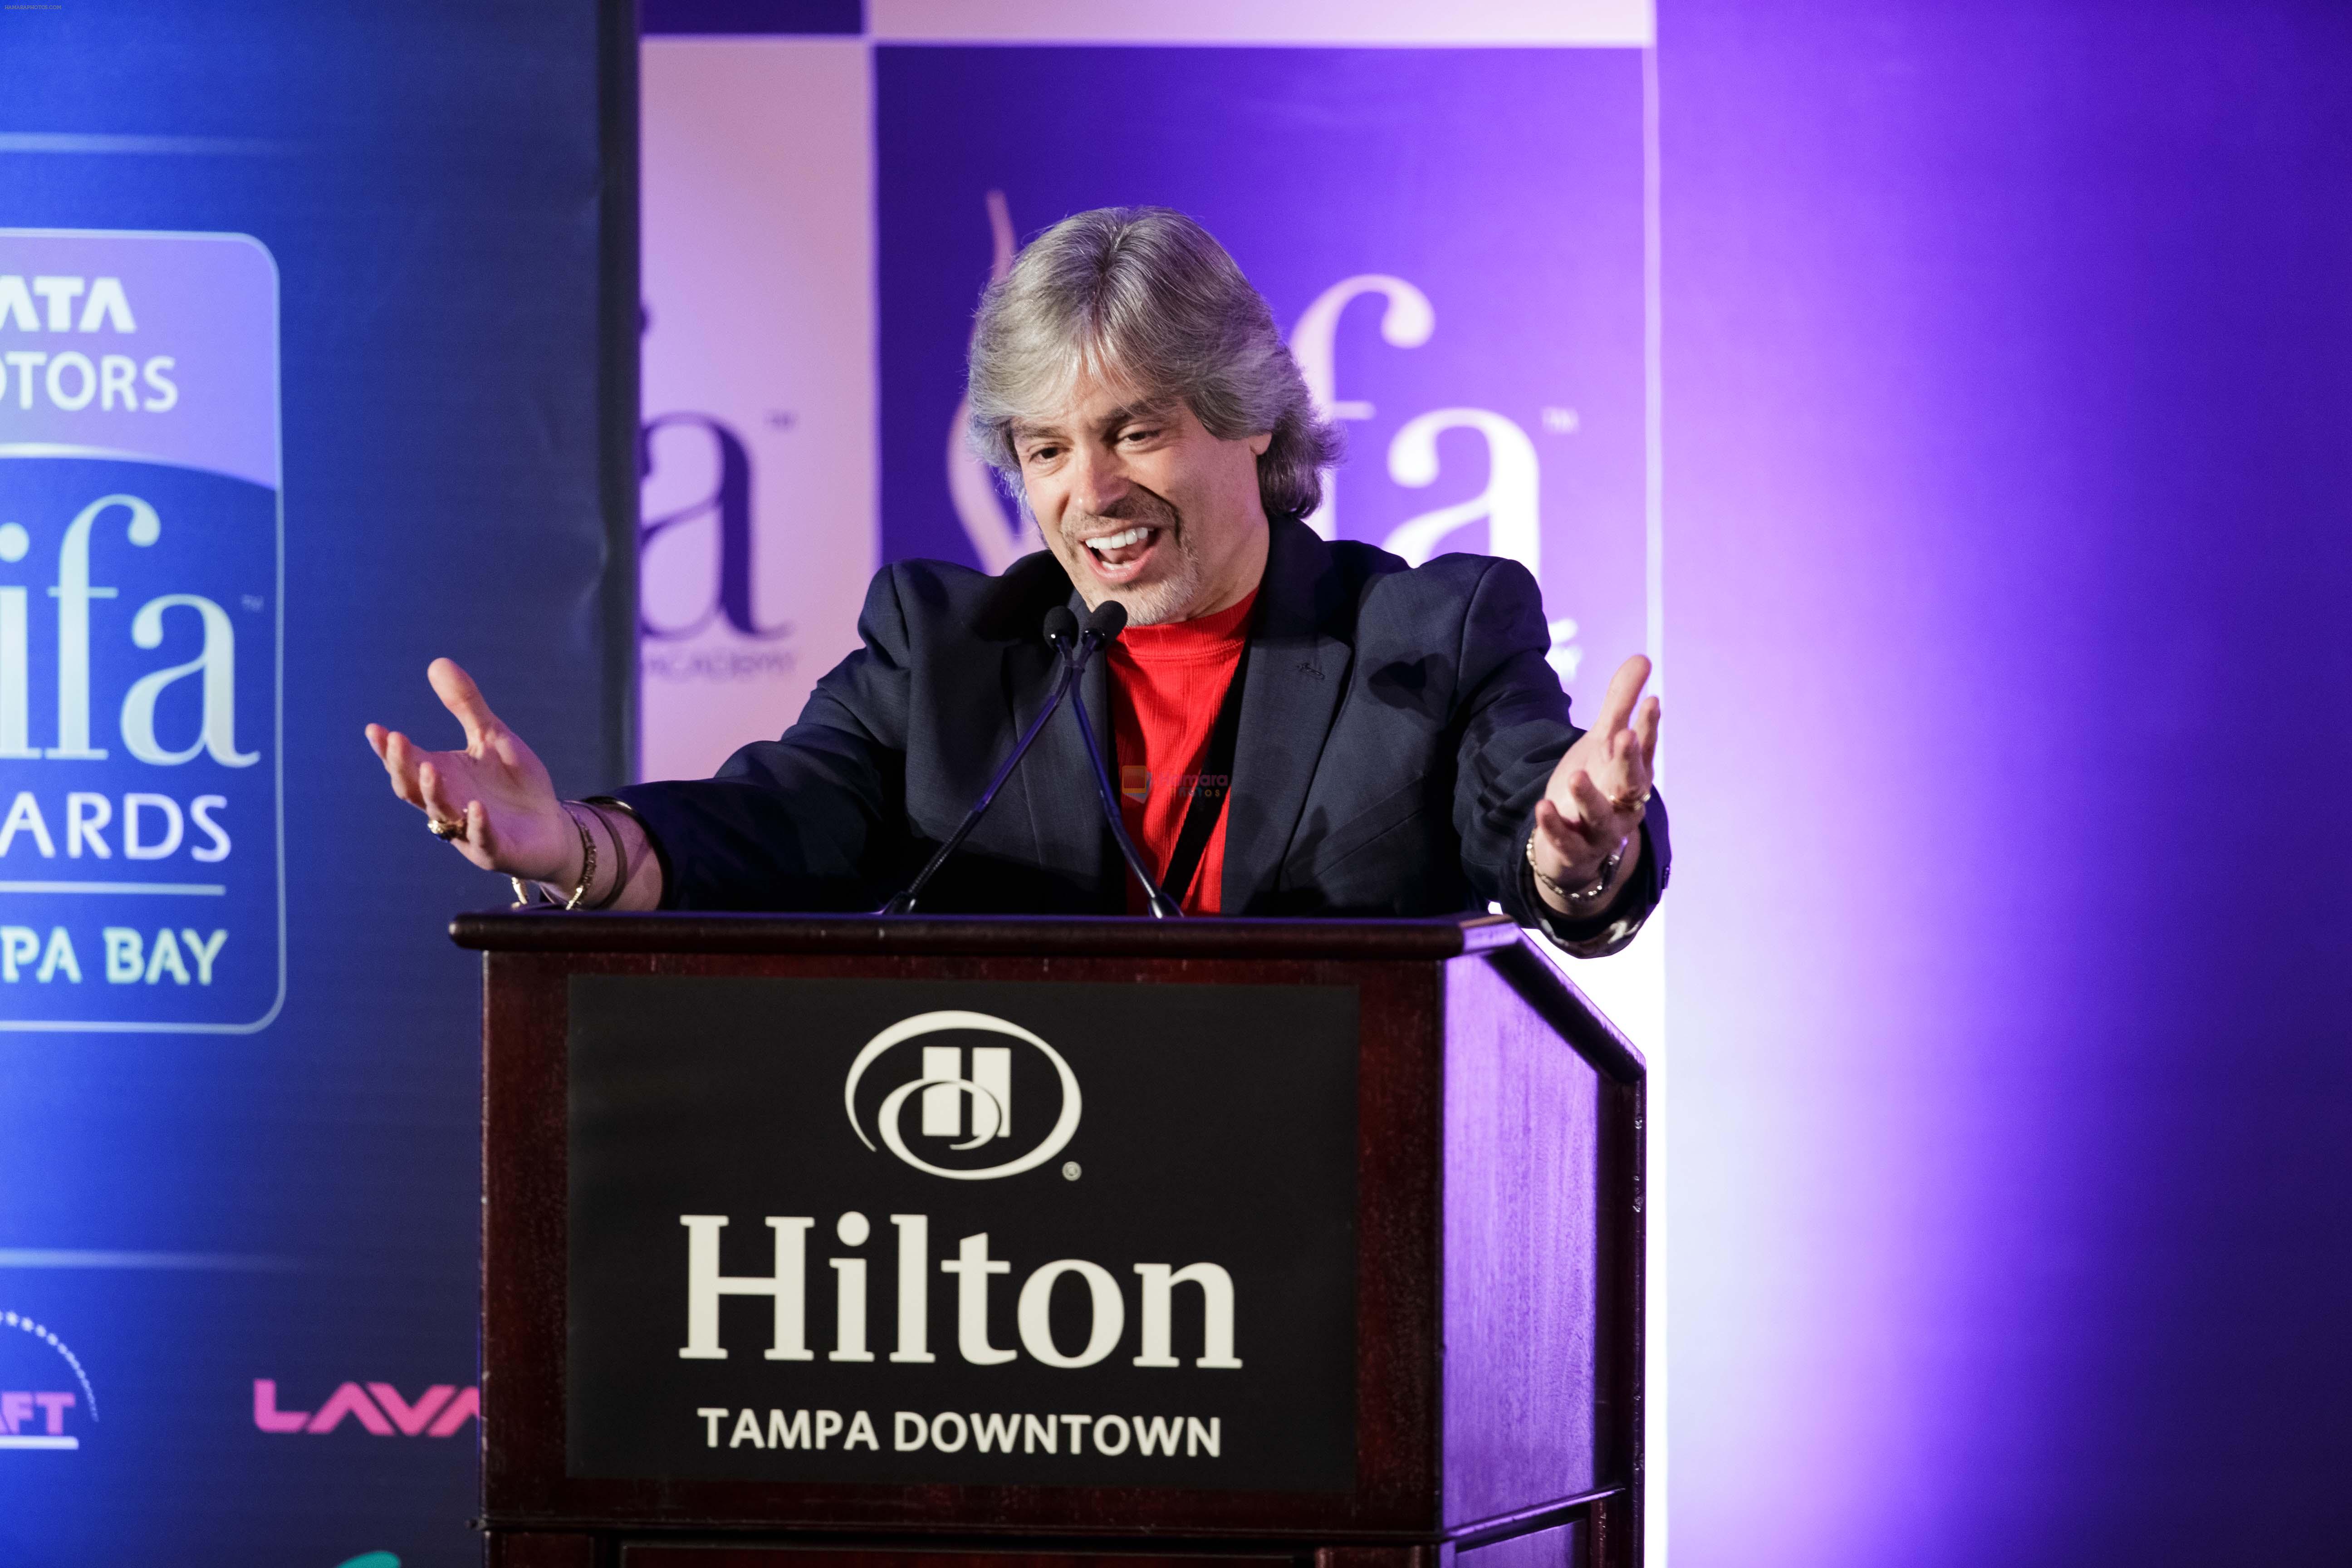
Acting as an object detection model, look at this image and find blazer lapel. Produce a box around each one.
[1223,519,1352,913]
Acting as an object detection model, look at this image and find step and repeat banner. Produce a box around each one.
[637,0,1668,1064]
[639,2,1660,779]
[0,4,631,1565]
[638,5,1664,1553]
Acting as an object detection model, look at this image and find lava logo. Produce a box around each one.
[251,1378,478,1437]
[843,1010,1080,1181]
[0,1308,98,1452]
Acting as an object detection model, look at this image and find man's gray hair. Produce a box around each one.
[965,206,1341,522]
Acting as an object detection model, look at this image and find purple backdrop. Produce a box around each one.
[638,7,2352,1560]
[875,45,1648,722]
[1662,3,2352,1563]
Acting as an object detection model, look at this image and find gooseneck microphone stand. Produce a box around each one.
[1054,602,1182,919]
[879,606,1090,915]
[881,602,1178,917]
[880,600,1181,918]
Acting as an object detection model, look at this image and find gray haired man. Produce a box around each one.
[367,207,1667,950]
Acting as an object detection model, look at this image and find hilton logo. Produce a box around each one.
[565,975,1360,1488]
[843,1011,1081,1181]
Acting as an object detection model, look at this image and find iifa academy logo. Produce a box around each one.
[843,1010,1081,1181]
[0,1308,98,1452]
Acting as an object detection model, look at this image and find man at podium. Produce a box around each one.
[367,207,1667,956]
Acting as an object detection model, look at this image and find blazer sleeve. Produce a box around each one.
[610,567,915,911]
[1449,557,1671,956]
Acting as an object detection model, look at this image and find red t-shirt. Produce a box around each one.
[1106,590,1257,915]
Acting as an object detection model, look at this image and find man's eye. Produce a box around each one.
[1024,446,1059,465]
[1121,428,1159,445]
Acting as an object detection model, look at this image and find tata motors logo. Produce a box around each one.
[0,1309,98,1451]
[843,1010,1080,1181]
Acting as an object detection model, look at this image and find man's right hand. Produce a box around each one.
[365,657,575,882]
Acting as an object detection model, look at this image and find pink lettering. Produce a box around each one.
[366,1382,455,1437]
[252,1378,310,1433]
[425,1385,480,1437]
[32,1391,74,1435]
[0,1391,29,1434]
[305,1381,394,1436]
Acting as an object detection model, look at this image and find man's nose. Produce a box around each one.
[1068,441,1130,515]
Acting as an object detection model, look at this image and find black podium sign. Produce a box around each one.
[566,975,1361,1491]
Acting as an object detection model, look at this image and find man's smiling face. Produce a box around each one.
[1013,368,1274,626]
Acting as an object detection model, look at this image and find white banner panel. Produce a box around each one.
[638,38,876,781]
[871,0,1653,46]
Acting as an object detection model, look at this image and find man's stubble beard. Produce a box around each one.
[1058,489,1205,627]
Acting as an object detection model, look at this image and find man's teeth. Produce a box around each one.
[1086,526,1151,553]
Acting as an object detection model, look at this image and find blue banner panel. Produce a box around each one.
[0,4,630,1565]
[2,230,284,1033]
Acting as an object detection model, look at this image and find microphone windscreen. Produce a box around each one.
[1042,606,1079,646]
[1083,600,1129,641]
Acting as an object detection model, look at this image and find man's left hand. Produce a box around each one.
[1531,654,1661,913]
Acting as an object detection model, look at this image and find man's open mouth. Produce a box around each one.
[1078,523,1164,581]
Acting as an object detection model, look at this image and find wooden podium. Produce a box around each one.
[456,911,1645,1568]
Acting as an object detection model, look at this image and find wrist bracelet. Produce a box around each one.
[1528,830,1624,909]
[578,799,630,911]
[510,804,598,911]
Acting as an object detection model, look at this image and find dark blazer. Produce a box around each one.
[616,517,1669,951]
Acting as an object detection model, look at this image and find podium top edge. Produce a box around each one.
[447,909,1524,960]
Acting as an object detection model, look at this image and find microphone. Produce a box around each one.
[880,608,1088,915]
[1082,600,1127,642]
[1060,601,1182,919]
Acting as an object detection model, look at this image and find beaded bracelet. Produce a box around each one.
[1527,829,1623,909]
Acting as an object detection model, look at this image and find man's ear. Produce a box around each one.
[1248,429,1274,457]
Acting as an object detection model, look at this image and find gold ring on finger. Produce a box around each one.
[428,816,467,842]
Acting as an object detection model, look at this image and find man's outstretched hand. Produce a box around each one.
[364,658,573,882]
[1530,654,1661,913]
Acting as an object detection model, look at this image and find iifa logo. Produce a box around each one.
[638,412,790,651]
[251,1379,479,1437]
[0,493,254,768]
[1288,274,1580,683]
[0,494,254,1005]
[0,226,283,1033]
[0,1308,98,1452]
[935,200,1581,686]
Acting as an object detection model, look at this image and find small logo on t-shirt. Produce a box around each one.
[1120,765,1152,802]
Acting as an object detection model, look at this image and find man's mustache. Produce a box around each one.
[1059,488,1181,542]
